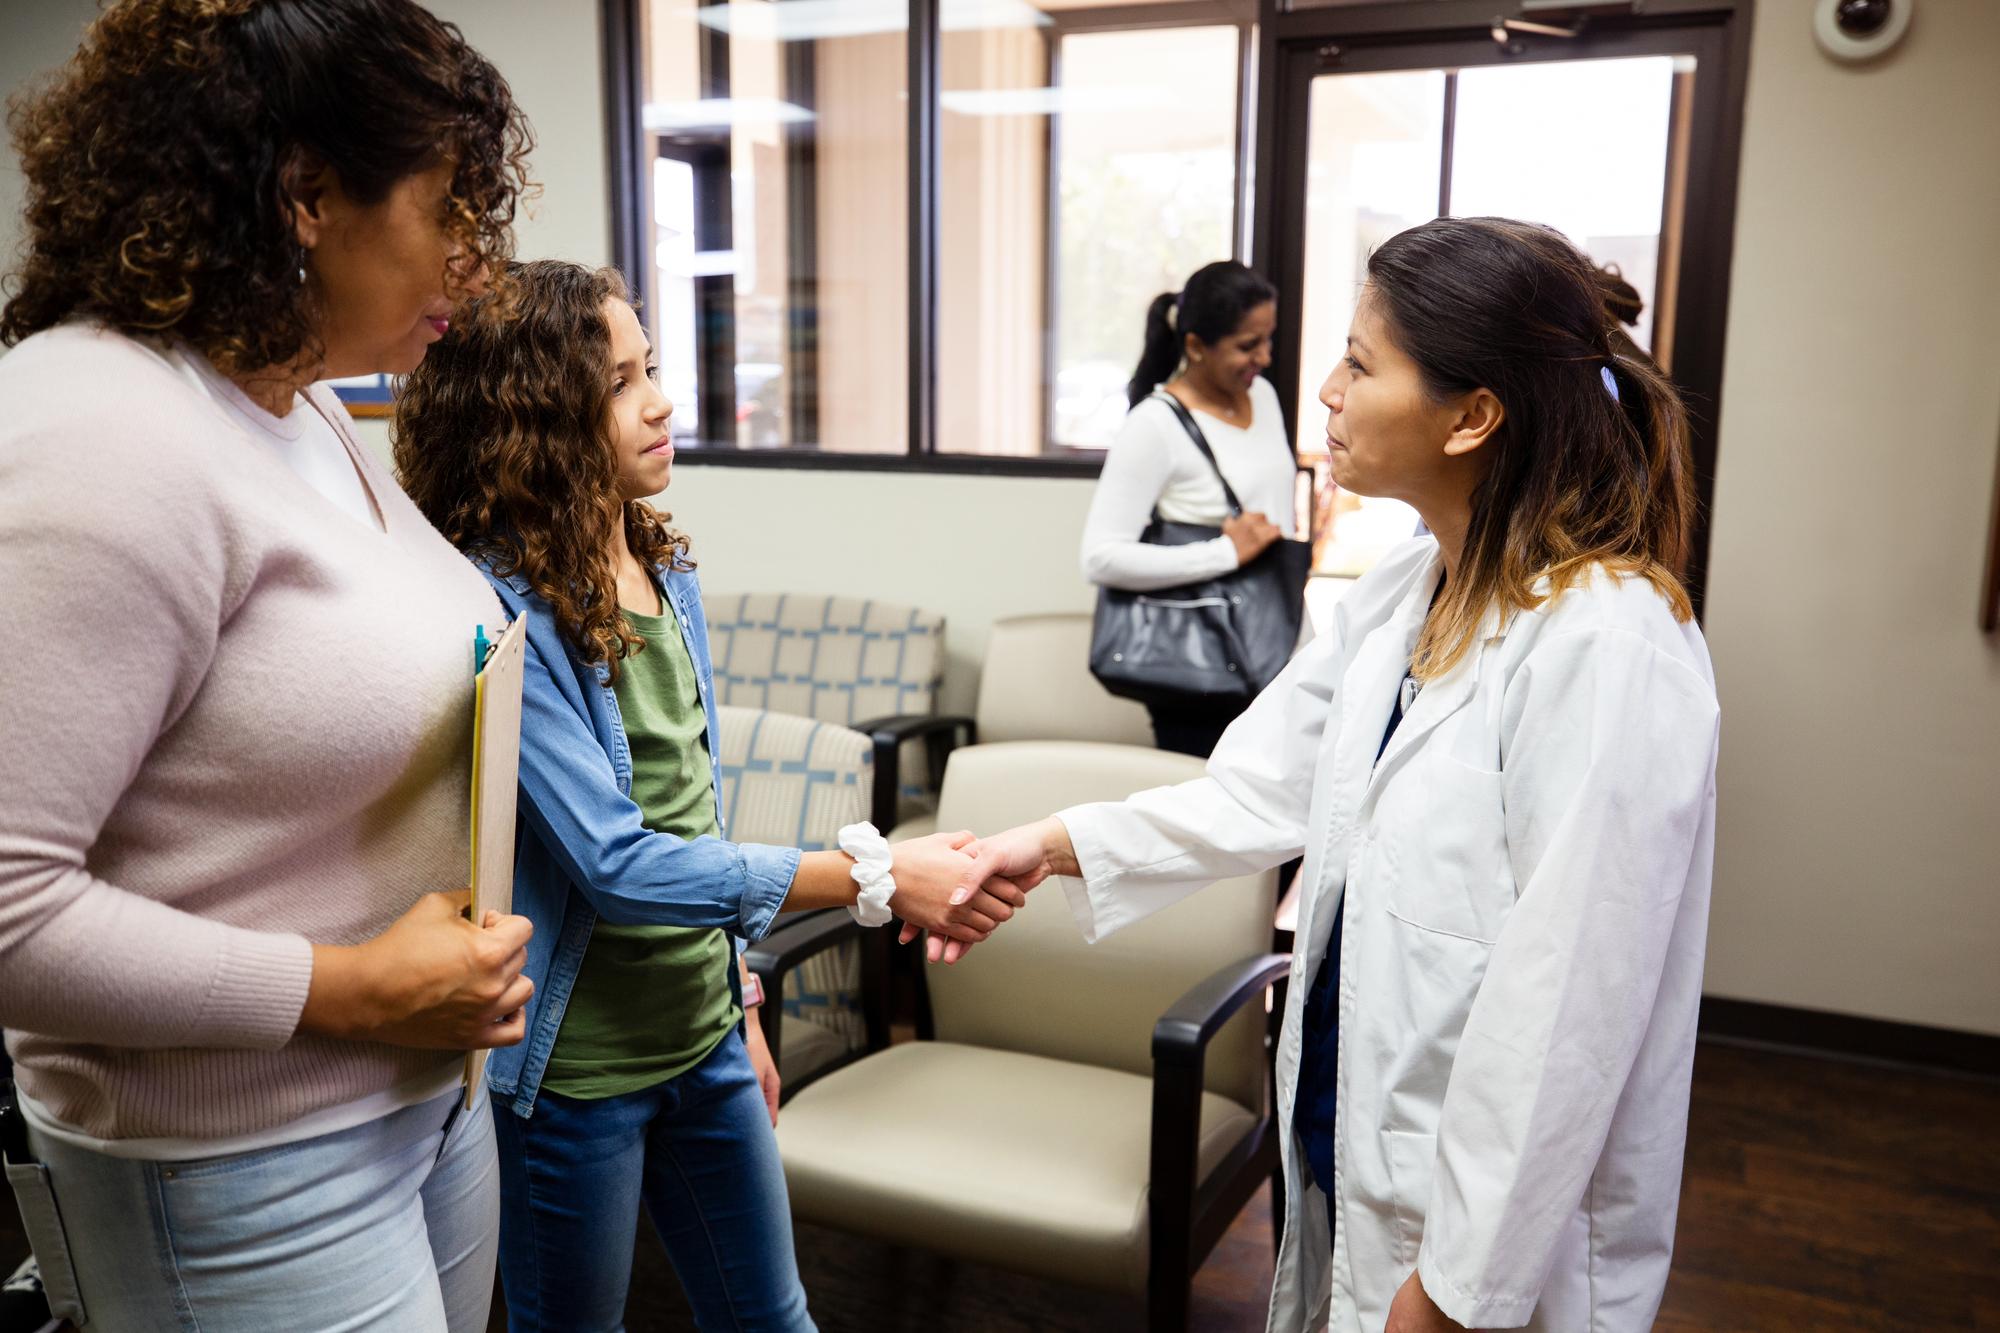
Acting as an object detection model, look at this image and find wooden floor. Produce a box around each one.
[5,1041,1995,1332]
[563,1042,2000,1333]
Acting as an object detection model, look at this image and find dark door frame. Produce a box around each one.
[1251,0,1754,615]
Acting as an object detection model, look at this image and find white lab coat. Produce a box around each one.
[1059,537,1718,1331]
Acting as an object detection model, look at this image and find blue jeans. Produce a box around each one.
[493,1029,813,1332]
[23,1084,499,1331]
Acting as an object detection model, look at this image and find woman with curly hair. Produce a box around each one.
[393,259,1025,1332]
[0,2,538,1328]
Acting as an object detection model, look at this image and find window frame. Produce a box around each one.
[602,0,1748,588]
[602,0,1252,475]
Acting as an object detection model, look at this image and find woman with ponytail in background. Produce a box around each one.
[1079,261,1301,756]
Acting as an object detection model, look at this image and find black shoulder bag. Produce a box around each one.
[1089,392,1314,708]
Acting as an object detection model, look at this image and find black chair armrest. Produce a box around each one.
[1152,952,1292,1069]
[744,909,864,985]
[1149,952,1291,1298]
[743,910,874,1076]
[856,713,978,831]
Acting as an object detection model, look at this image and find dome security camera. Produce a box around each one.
[1814,0,1914,63]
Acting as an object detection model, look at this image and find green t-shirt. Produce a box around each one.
[541,589,739,1100]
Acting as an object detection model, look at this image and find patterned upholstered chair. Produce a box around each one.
[702,594,971,832]
[712,704,880,1086]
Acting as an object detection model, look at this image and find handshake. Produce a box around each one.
[879,819,1081,964]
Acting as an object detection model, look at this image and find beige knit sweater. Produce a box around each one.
[0,324,502,1141]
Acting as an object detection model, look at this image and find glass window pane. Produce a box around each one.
[936,18,1241,456]
[1296,69,1442,577]
[641,0,907,453]
[1449,56,1679,355]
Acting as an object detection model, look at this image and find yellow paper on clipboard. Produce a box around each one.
[465,615,528,1106]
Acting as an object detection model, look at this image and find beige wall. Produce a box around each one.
[0,0,607,308]
[1699,1,2000,1035]
[8,0,1999,1034]
[657,467,1098,716]
[0,1,99,273]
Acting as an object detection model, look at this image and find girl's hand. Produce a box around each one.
[300,891,534,1049]
[743,1008,780,1126]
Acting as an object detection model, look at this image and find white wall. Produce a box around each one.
[8,0,1998,1034]
[1698,1,2000,1035]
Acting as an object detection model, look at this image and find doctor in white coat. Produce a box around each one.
[944,218,1719,1331]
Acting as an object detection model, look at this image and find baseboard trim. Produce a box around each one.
[1698,996,2000,1079]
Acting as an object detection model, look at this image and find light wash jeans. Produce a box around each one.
[493,1030,813,1333]
[24,1085,499,1332]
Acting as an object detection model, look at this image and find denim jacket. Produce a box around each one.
[476,558,801,1117]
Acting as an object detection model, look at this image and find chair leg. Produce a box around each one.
[1145,1262,1192,1333]
[1271,1161,1287,1260]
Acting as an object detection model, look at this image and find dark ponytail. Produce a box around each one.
[1127,292,1182,410]
[1125,260,1278,408]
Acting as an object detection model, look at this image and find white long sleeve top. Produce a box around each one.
[1079,377,1299,592]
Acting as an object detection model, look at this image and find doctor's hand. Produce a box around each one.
[884,830,1030,952]
[899,817,1079,964]
[1386,1270,1473,1333]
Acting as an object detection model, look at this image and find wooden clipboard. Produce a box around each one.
[465,616,528,1105]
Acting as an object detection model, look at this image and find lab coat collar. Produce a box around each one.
[1361,551,1520,789]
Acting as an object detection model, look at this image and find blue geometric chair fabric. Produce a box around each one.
[702,594,947,816]
[713,703,871,1081]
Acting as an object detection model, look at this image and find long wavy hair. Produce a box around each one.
[395,261,692,681]
[1,0,533,374]
[1363,217,1695,680]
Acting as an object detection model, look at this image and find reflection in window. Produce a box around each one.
[631,0,1245,458]
[640,0,907,453]
[1043,25,1241,455]
[936,17,1243,456]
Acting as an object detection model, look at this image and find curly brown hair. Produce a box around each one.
[395,261,693,681]
[1,0,533,375]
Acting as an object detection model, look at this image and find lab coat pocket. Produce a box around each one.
[1385,1128,1437,1271]
[1381,758,1511,945]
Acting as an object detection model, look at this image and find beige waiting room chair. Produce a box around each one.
[746,742,1286,1332]
[890,612,1153,840]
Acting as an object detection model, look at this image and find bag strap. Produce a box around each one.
[1150,391,1244,518]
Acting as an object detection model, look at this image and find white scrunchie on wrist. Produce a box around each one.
[837,821,896,927]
